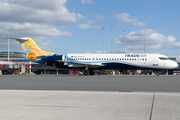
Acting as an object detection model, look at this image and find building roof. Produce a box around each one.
[0,51,25,58]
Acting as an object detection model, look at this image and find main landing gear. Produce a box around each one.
[83,66,94,76]
[83,70,94,76]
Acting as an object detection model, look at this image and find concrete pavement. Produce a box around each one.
[0,90,180,120]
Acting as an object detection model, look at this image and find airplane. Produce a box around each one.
[4,37,178,75]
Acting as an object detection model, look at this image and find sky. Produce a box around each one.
[0,0,180,56]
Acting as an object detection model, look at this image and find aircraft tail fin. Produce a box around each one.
[3,37,54,60]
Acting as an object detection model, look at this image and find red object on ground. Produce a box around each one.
[69,70,83,75]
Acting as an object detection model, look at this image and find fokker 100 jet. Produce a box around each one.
[5,37,178,75]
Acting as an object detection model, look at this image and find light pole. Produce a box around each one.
[111,26,114,53]
[102,28,104,53]
[7,35,9,61]
[124,30,125,54]
[144,29,146,53]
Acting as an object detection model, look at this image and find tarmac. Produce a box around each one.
[0,75,180,120]
[1,90,180,120]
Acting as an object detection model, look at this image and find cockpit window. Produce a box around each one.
[159,57,169,60]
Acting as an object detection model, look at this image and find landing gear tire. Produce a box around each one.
[156,72,160,76]
[89,70,94,75]
[84,70,89,76]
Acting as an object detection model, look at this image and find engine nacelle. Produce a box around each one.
[42,54,66,62]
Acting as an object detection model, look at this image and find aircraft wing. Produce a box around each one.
[60,60,104,67]
[41,54,104,67]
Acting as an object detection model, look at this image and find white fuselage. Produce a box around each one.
[65,53,178,69]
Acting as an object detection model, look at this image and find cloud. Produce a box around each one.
[113,12,146,27]
[0,22,73,37]
[115,29,179,53]
[0,22,73,51]
[86,20,96,24]
[113,13,137,24]
[133,22,146,27]
[77,24,100,29]
[0,0,83,52]
[0,0,84,25]
[93,15,105,20]
[81,0,94,4]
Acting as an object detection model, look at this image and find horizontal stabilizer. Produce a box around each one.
[3,36,30,43]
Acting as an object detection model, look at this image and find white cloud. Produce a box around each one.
[115,29,179,53]
[86,20,96,24]
[0,22,73,51]
[87,0,94,4]
[0,0,83,52]
[133,22,146,27]
[81,0,94,4]
[0,22,73,37]
[94,15,105,20]
[113,13,137,24]
[77,24,100,29]
[0,0,84,25]
[81,0,86,4]
[113,12,146,27]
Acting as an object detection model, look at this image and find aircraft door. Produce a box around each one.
[62,55,66,61]
[153,57,158,66]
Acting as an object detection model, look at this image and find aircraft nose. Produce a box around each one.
[172,61,178,68]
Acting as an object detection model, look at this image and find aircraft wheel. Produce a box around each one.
[156,72,160,76]
[84,70,89,76]
[89,70,94,75]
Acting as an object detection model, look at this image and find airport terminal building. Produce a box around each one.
[0,51,180,75]
[0,51,69,74]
